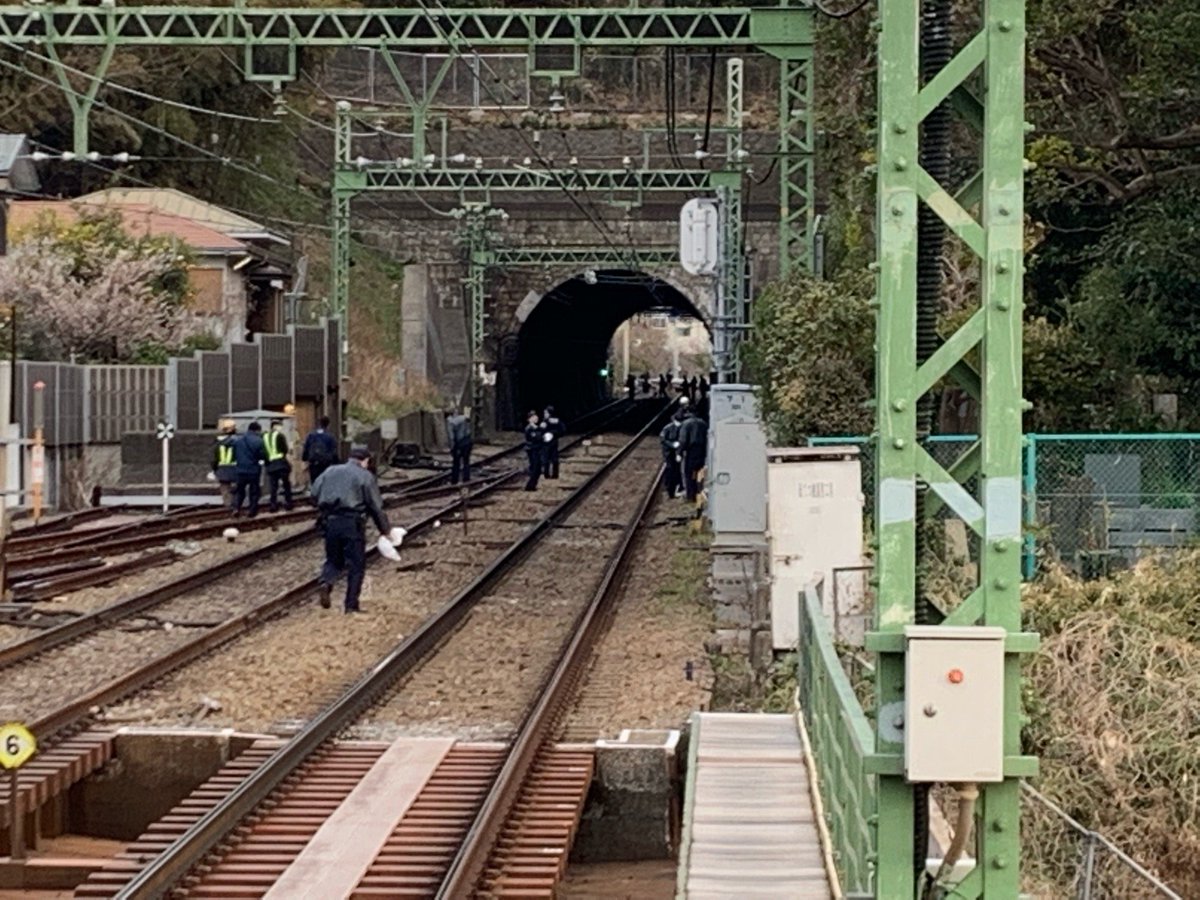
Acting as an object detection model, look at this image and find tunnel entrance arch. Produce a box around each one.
[500,270,708,430]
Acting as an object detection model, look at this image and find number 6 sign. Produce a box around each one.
[0,723,35,769]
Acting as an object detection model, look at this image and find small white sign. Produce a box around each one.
[679,197,720,276]
[156,421,176,441]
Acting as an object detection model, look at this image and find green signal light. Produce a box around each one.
[599,368,609,377]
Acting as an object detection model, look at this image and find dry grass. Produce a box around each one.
[1022,553,1200,895]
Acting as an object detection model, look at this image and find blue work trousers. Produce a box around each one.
[451,441,472,484]
[320,515,367,611]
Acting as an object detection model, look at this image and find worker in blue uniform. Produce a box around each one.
[659,409,684,499]
[447,407,472,484]
[264,419,294,512]
[302,416,339,485]
[524,410,545,491]
[311,448,393,613]
[541,405,565,479]
[232,422,267,517]
[678,407,709,503]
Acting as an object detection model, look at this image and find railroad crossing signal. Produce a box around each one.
[156,421,176,441]
[0,723,35,769]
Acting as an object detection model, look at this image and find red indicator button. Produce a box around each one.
[948,669,964,684]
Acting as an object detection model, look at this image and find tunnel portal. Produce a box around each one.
[500,271,707,430]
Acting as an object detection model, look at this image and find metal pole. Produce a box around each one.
[161,434,170,513]
[31,380,44,524]
[1080,832,1097,900]
[9,768,23,861]
[1023,434,1037,580]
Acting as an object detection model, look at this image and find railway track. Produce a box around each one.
[3,421,646,749]
[0,402,638,684]
[77,406,667,898]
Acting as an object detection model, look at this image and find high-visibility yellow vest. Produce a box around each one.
[264,431,285,462]
[217,443,234,467]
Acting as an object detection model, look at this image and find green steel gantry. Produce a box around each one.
[869,0,1035,895]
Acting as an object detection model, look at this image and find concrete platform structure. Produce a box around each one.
[677,712,833,899]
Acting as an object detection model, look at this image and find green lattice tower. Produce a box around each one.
[870,0,1037,895]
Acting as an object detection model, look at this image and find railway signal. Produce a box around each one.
[156,421,175,513]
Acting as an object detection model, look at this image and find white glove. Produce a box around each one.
[543,432,554,443]
[673,441,680,449]
[388,526,408,546]
[206,472,217,482]
[377,535,401,561]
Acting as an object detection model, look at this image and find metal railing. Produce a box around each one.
[797,579,876,896]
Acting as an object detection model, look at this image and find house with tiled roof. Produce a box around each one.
[7,191,292,345]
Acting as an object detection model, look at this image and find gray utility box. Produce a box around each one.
[706,384,767,535]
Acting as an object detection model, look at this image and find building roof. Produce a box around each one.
[75,188,288,246]
[7,200,248,255]
[0,134,41,193]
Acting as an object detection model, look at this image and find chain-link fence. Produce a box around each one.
[1030,435,1200,577]
[1020,784,1182,899]
[809,434,1200,578]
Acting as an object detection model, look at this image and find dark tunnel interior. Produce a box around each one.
[497,271,707,431]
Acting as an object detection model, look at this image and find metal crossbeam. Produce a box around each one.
[334,166,714,197]
[0,6,753,47]
[490,247,677,268]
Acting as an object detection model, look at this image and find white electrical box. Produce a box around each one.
[904,625,1006,783]
[767,447,865,649]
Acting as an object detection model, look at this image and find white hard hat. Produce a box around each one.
[388,526,408,546]
[377,535,401,561]
[679,396,690,406]
[222,527,239,541]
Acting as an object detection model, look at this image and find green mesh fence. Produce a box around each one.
[807,434,1200,578]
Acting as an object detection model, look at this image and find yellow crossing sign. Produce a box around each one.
[0,723,36,769]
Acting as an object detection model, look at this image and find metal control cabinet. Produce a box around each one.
[904,625,1006,783]
[706,385,767,536]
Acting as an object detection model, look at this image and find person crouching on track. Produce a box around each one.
[264,419,294,512]
[524,410,545,491]
[311,448,393,614]
[211,419,238,508]
[541,405,565,479]
[232,422,267,518]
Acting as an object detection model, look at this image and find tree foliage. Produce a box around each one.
[0,211,202,363]
[742,268,875,444]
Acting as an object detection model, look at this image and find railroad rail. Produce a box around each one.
[0,402,639,675]
[103,404,667,898]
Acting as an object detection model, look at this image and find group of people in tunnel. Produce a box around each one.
[660,398,708,503]
[523,406,566,490]
[626,371,709,404]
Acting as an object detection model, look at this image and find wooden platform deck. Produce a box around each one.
[678,712,833,899]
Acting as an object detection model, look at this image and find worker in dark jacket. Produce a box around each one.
[302,416,339,485]
[523,410,545,491]
[264,419,294,512]
[677,408,709,502]
[541,406,565,479]
[659,411,684,499]
[446,407,472,484]
[211,419,238,508]
[232,422,268,517]
[311,448,393,613]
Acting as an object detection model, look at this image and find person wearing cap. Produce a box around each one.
[523,410,544,491]
[311,448,393,613]
[211,420,238,508]
[232,421,268,517]
[541,405,565,479]
[264,419,294,512]
[659,408,685,499]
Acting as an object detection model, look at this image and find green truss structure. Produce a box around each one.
[869,0,1035,894]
